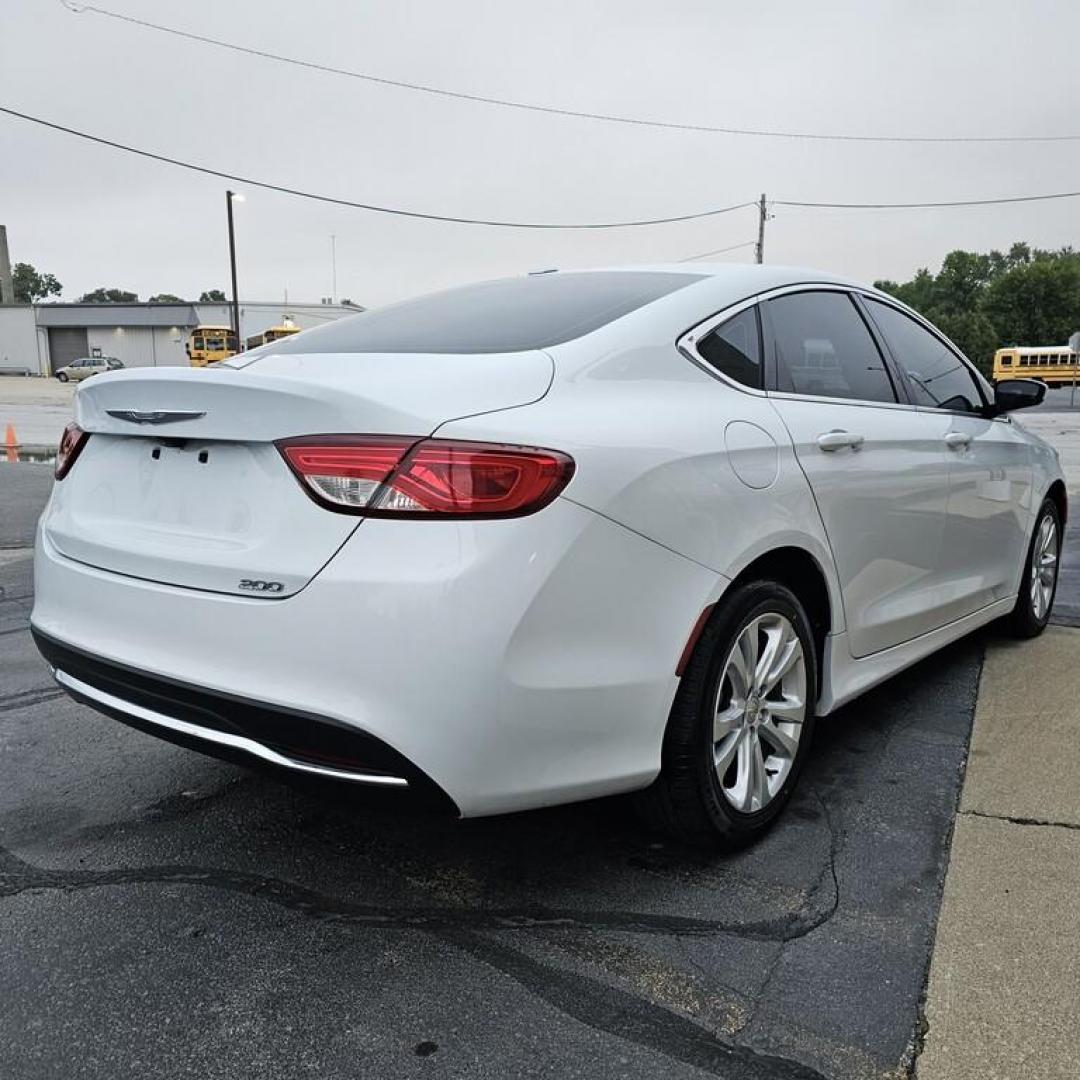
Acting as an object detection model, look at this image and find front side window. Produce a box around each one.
[696,306,762,388]
[864,298,984,413]
[768,291,896,403]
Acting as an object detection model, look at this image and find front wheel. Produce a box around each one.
[55,372,69,383]
[637,581,818,846]
[1004,498,1061,638]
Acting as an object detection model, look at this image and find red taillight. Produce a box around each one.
[55,422,89,480]
[279,436,419,511]
[277,435,574,518]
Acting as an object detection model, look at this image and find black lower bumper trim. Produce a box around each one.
[33,627,458,814]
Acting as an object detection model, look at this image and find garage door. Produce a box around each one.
[48,328,89,374]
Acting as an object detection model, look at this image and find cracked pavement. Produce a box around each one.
[1,464,985,1079]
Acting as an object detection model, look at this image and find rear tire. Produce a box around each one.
[637,581,818,847]
[1004,498,1061,638]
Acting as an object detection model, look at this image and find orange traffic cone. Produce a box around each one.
[4,423,19,464]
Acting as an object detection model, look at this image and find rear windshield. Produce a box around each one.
[264,271,704,355]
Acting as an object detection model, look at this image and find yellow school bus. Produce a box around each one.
[245,323,301,351]
[187,325,238,367]
[993,346,1079,386]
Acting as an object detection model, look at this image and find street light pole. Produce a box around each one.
[226,190,241,351]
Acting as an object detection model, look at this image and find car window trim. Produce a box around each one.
[759,285,906,408]
[673,285,946,414]
[856,291,995,418]
[677,293,771,397]
[683,303,766,392]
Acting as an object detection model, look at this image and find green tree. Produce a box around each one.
[12,262,62,303]
[199,289,227,302]
[149,293,185,303]
[876,243,1080,377]
[982,259,1080,347]
[80,287,138,303]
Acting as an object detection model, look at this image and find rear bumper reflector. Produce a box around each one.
[53,668,409,787]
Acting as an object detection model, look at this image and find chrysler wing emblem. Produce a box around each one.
[106,410,206,425]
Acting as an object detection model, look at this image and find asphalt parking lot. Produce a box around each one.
[1,404,1076,1080]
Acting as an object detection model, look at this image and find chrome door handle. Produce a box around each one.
[817,430,865,452]
[945,432,972,449]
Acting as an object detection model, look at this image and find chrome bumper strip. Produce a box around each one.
[53,667,410,788]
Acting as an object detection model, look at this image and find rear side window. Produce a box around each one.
[768,291,897,404]
[696,307,762,389]
[263,271,704,355]
[865,298,985,412]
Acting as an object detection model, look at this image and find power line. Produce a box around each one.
[58,1,1080,146]
[0,106,754,229]
[776,192,1080,210]
[8,104,1080,227]
[679,240,758,262]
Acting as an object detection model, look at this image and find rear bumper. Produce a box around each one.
[34,628,456,811]
[32,499,724,816]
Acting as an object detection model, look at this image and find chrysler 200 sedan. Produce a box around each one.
[31,265,1064,844]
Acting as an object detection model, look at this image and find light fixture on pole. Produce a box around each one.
[226,191,244,350]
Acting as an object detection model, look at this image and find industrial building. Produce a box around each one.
[0,299,360,376]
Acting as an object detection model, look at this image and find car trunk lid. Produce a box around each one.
[43,351,552,596]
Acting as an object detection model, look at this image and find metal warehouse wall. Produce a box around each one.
[0,306,47,375]
[86,326,188,368]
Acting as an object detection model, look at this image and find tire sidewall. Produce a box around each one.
[690,582,818,841]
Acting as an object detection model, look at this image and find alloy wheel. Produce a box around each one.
[712,613,807,814]
[1031,514,1059,622]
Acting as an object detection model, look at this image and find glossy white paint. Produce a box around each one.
[34,502,723,816]
[767,394,954,657]
[73,350,554,441]
[32,264,1066,816]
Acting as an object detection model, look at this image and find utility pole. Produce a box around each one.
[226,190,242,350]
[1069,331,1080,409]
[330,234,338,305]
[755,193,767,264]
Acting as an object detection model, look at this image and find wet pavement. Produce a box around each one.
[0,464,990,1079]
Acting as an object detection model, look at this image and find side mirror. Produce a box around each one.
[990,378,1045,416]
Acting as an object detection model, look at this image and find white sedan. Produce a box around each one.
[32,265,1064,844]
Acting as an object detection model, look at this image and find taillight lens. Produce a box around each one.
[55,422,90,480]
[277,435,574,518]
[279,436,418,511]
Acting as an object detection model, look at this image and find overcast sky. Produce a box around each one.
[2,0,1079,308]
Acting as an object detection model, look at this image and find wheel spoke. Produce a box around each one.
[750,734,769,809]
[727,629,756,698]
[753,624,783,693]
[735,733,756,812]
[759,634,801,696]
[759,718,799,759]
[714,727,744,776]
[714,702,742,741]
[765,695,804,723]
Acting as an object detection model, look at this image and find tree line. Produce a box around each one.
[875,242,1080,376]
[11,265,230,305]
[12,245,1079,371]
[11,265,359,308]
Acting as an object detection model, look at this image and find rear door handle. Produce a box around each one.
[945,432,972,449]
[817,430,865,452]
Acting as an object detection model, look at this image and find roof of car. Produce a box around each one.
[559,262,860,288]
